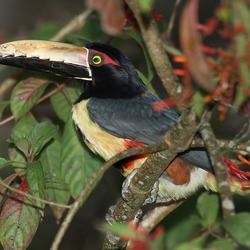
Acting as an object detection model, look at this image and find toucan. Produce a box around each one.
[0,40,249,202]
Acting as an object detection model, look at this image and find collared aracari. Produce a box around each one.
[0,40,249,203]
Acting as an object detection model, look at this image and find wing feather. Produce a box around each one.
[87,93,212,172]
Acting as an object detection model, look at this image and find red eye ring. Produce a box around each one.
[90,49,120,67]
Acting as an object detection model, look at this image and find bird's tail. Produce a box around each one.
[223,156,250,195]
[205,156,250,195]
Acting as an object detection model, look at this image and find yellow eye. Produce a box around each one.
[92,55,102,65]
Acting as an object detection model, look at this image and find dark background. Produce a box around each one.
[0,0,249,249]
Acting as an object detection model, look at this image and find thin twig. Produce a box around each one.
[166,0,181,38]
[50,9,93,42]
[125,0,182,101]
[0,178,71,209]
[138,200,184,232]
[0,70,24,98]
[0,83,66,126]
[0,115,14,126]
[191,138,250,156]
[200,112,235,218]
[37,83,65,104]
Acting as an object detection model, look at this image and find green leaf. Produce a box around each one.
[68,17,103,44]
[29,121,58,159]
[0,174,20,204]
[208,239,234,250]
[26,161,46,212]
[9,114,37,142]
[105,223,137,239]
[165,214,200,249]
[0,158,8,168]
[193,90,205,117]
[10,77,50,119]
[0,157,26,171]
[221,212,250,248]
[216,6,230,22]
[11,137,30,157]
[8,114,37,159]
[31,22,62,40]
[138,0,153,13]
[0,101,9,119]
[9,117,57,161]
[0,178,41,250]
[197,193,219,227]
[9,146,27,172]
[128,30,155,82]
[40,137,70,222]
[231,1,250,108]
[50,86,81,122]
[137,70,157,95]
[173,236,207,250]
[61,117,103,199]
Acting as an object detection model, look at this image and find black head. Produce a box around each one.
[81,42,148,99]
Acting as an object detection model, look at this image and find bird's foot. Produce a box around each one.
[121,169,159,205]
[105,205,116,225]
[105,205,143,226]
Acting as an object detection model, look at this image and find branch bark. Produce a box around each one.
[138,200,184,233]
[200,113,235,218]
[125,0,182,100]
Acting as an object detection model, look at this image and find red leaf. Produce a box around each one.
[0,173,20,203]
[10,77,50,119]
[87,0,125,35]
[179,0,214,92]
[0,178,41,250]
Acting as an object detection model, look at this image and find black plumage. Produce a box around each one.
[83,43,212,172]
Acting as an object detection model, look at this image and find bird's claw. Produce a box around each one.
[143,180,159,205]
[105,205,116,225]
[105,205,143,226]
[121,169,159,205]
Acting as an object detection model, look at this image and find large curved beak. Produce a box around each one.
[0,40,92,80]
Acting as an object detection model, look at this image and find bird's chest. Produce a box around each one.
[72,100,128,160]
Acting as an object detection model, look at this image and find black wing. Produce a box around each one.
[87,93,212,172]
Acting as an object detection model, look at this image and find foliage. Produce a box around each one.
[0,76,104,249]
[0,0,250,249]
[107,193,249,250]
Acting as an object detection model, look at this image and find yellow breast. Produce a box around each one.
[72,100,128,161]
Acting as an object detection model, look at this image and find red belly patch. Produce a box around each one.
[165,158,192,185]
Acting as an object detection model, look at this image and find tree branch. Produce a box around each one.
[125,0,182,100]
[166,0,181,38]
[200,112,235,218]
[0,83,65,126]
[138,200,184,233]
[0,178,71,209]
[191,138,250,157]
[50,9,93,42]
